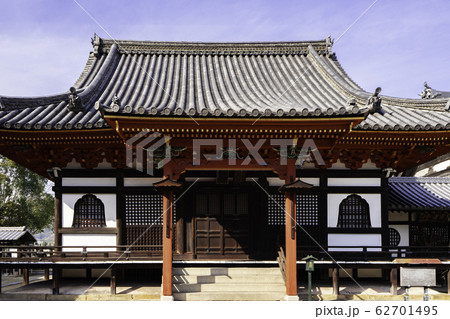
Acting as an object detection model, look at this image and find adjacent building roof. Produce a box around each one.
[389,177,450,210]
[0,226,37,244]
[1,35,450,131]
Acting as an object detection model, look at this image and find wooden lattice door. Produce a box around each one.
[194,191,250,256]
[195,193,222,254]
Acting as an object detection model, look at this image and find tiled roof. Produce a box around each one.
[0,36,449,131]
[389,177,450,210]
[0,226,36,243]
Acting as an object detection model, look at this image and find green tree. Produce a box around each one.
[0,155,54,233]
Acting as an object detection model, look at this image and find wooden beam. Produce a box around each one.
[44,269,49,281]
[110,268,117,295]
[22,268,29,286]
[448,270,450,295]
[332,268,339,295]
[284,160,297,298]
[116,170,125,248]
[54,177,62,248]
[390,268,398,295]
[176,214,184,254]
[52,268,60,295]
[86,268,92,280]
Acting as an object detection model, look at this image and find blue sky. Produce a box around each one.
[0,0,449,98]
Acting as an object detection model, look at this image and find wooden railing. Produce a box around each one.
[0,245,448,263]
[277,246,286,283]
[297,245,449,261]
[0,245,163,262]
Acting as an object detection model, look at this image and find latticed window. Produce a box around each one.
[297,194,319,226]
[125,194,176,225]
[72,194,106,228]
[124,194,176,251]
[267,194,319,226]
[389,228,401,246]
[267,194,285,225]
[337,194,371,228]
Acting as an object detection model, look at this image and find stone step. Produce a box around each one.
[173,292,285,301]
[173,274,284,284]
[172,267,281,276]
[173,282,285,293]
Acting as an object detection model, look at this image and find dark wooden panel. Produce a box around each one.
[194,191,250,256]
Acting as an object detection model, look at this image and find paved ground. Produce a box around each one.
[1,276,448,301]
[1,273,46,288]
[2,277,161,295]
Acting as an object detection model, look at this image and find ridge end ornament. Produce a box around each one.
[91,33,103,57]
[367,87,385,115]
[67,87,84,113]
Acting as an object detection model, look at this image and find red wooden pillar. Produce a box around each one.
[162,189,174,299]
[284,161,298,300]
[154,164,182,301]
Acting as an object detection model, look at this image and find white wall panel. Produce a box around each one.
[62,234,116,251]
[389,224,409,246]
[62,177,116,187]
[124,177,162,187]
[267,177,320,187]
[327,194,381,227]
[327,178,380,187]
[328,234,382,251]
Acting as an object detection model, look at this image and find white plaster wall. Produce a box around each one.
[327,194,381,227]
[62,269,85,277]
[64,159,113,169]
[328,268,382,278]
[328,234,382,251]
[389,211,408,222]
[62,178,116,187]
[96,159,113,169]
[185,177,216,182]
[267,177,320,187]
[389,225,409,246]
[327,178,381,187]
[62,194,116,227]
[62,269,111,278]
[64,158,82,169]
[124,177,162,187]
[62,234,116,251]
[358,269,382,278]
[329,159,379,170]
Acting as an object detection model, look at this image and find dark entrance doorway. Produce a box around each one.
[194,190,250,257]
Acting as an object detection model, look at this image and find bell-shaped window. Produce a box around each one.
[337,194,371,228]
[72,194,106,228]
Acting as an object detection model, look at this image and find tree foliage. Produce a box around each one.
[0,155,54,233]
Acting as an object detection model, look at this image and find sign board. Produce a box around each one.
[399,267,436,287]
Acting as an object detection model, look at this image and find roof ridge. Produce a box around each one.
[390,176,450,183]
[98,37,332,55]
